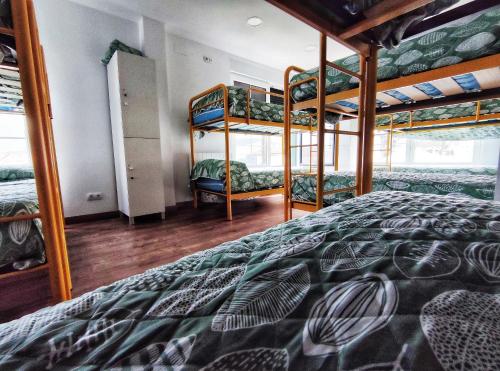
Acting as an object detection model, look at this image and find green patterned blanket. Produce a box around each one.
[290,9,500,103]
[191,159,256,193]
[380,166,498,176]
[292,171,496,205]
[191,160,286,193]
[192,86,337,127]
[0,179,45,271]
[0,191,499,370]
[0,166,35,182]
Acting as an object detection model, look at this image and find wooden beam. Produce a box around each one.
[361,45,378,194]
[339,0,433,40]
[12,0,72,302]
[265,0,371,56]
[377,113,500,130]
[316,33,327,209]
[292,54,500,111]
[376,87,500,116]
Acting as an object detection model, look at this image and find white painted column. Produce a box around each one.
[139,17,176,207]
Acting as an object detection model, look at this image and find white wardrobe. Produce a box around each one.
[107,51,165,224]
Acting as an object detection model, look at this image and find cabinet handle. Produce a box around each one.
[128,165,134,170]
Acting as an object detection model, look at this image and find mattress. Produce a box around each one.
[194,169,284,194]
[0,179,45,272]
[292,171,497,205]
[379,166,497,176]
[0,191,499,370]
[191,86,334,128]
[290,8,500,104]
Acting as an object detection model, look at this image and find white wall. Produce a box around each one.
[35,1,284,214]
[165,34,283,202]
[35,0,140,217]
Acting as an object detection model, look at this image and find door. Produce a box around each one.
[118,52,160,139]
[124,138,165,217]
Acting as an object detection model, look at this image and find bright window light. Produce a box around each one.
[0,114,32,166]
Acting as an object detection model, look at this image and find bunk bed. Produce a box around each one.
[277,0,500,216]
[0,1,498,369]
[0,167,46,272]
[0,0,71,305]
[189,84,341,220]
[0,190,499,369]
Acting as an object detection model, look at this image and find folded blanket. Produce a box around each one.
[101,39,143,65]
[191,159,256,193]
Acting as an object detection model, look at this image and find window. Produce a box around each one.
[412,140,474,164]
[0,114,31,166]
[299,132,335,167]
[270,87,284,105]
[233,81,267,103]
[232,134,283,168]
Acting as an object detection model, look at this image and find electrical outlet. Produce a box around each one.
[86,192,103,201]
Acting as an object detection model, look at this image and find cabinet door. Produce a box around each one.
[124,138,165,217]
[118,52,160,139]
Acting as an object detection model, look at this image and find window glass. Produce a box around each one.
[0,114,31,165]
[413,140,474,164]
[233,81,267,102]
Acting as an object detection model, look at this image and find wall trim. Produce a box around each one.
[65,201,193,224]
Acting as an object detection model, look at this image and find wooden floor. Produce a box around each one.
[0,196,307,323]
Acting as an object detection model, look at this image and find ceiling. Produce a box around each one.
[67,0,354,71]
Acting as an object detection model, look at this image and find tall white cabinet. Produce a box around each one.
[107,51,165,224]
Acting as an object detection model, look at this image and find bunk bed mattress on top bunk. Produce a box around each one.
[1,191,499,370]
[289,9,500,103]
[292,171,497,205]
[0,177,45,272]
[191,86,328,129]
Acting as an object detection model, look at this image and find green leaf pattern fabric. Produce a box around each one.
[397,124,500,140]
[290,9,500,102]
[192,86,336,127]
[191,159,255,193]
[383,166,497,176]
[377,99,500,126]
[0,167,35,182]
[0,179,45,272]
[292,171,496,205]
[101,39,143,65]
[0,191,499,370]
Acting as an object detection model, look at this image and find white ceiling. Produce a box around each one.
[67,0,354,71]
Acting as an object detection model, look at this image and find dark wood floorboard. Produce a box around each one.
[0,196,307,323]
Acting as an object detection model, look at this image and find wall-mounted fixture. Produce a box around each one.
[247,16,263,27]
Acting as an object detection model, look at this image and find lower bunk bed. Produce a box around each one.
[0,191,498,370]
[190,159,284,210]
[0,168,45,273]
[292,170,497,207]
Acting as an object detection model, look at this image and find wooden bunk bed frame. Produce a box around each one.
[188,83,313,220]
[0,0,71,303]
[269,0,500,219]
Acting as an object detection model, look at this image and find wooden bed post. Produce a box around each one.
[388,115,394,171]
[223,86,233,221]
[316,33,327,210]
[355,53,367,196]
[284,68,292,221]
[12,0,71,302]
[361,45,378,194]
[188,97,198,209]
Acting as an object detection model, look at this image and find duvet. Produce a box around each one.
[0,191,499,370]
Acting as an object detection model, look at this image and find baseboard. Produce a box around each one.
[65,211,120,225]
[65,202,193,225]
